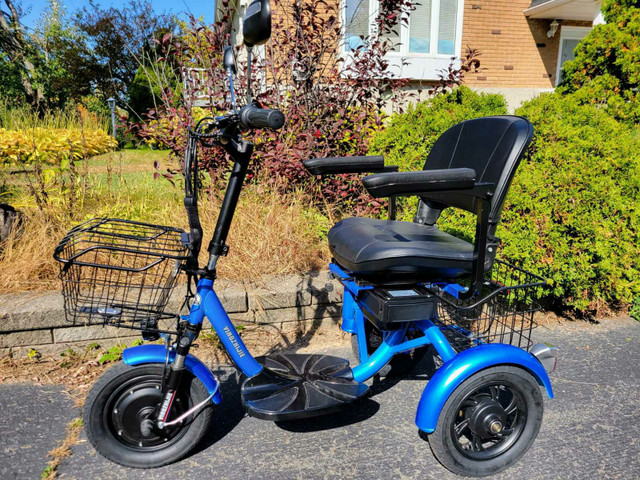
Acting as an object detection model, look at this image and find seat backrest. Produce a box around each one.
[417,115,534,235]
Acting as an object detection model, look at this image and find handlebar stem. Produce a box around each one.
[206,138,254,263]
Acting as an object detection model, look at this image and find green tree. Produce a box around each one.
[559,0,640,122]
[32,0,93,108]
[0,0,95,109]
[75,0,175,103]
[0,0,44,108]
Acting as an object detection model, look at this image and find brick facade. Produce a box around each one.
[462,0,592,88]
[222,0,594,101]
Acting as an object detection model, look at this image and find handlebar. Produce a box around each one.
[239,103,285,130]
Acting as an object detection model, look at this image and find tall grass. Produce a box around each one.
[0,151,331,292]
[0,101,109,131]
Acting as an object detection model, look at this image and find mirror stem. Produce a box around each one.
[246,45,253,104]
[228,68,237,112]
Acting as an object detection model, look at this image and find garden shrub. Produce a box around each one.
[506,93,640,313]
[369,89,640,314]
[0,128,116,165]
[559,0,640,124]
[137,0,416,214]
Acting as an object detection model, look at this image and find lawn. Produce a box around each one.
[0,149,330,292]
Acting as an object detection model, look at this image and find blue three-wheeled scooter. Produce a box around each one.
[54,1,557,476]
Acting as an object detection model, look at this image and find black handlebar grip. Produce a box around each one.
[239,104,285,130]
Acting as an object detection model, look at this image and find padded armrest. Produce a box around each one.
[362,168,477,198]
[304,156,398,175]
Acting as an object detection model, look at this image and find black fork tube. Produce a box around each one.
[207,139,253,264]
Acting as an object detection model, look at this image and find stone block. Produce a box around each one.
[306,302,342,320]
[253,304,341,324]
[248,274,312,310]
[166,281,248,314]
[0,329,53,348]
[53,325,139,343]
[215,280,248,313]
[304,271,343,305]
[0,291,67,331]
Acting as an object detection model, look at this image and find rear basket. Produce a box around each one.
[54,218,189,333]
[429,260,546,351]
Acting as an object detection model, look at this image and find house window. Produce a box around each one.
[555,26,591,85]
[345,0,369,51]
[342,0,464,79]
[409,0,432,53]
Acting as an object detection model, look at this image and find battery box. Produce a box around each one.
[359,286,438,329]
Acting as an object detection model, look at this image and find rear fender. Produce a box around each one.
[415,343,553,433]
[123,344,223,404]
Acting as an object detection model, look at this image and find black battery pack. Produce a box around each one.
[359,286,438,329]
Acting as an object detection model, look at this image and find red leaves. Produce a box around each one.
[130,0,413,216]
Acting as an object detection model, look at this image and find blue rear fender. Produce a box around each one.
[415,343,553,433]
[122,344,223,404]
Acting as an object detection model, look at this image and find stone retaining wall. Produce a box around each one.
[0,271,343,358]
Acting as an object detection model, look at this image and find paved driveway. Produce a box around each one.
[1,317,639,479]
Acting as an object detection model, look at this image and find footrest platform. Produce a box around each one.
[241,354,369,421]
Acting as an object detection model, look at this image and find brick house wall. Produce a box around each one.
[221,0,595,110]
[461,0,592,89]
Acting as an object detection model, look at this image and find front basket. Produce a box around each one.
[54,218,189,332]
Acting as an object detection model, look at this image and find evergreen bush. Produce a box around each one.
[368,88,640,314]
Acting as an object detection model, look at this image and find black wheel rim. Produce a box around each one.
[102,373,191,451]
[450,381,527,460]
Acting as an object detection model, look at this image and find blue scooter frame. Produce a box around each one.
[123,265,554,435]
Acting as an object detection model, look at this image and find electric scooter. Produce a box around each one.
[54,1,557,476]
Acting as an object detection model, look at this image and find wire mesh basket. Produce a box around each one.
[54,218,189,332]
[429,260,546,351]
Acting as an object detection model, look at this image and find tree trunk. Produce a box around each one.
[0,0,45,110]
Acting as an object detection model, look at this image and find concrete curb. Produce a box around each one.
[0,271,343,357]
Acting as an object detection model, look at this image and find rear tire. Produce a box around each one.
[351,321,427,377]
[84,362,213,468]
[427,365,543,477]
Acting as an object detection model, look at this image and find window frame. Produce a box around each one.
[554,25,591,86]
[340,0,465,80]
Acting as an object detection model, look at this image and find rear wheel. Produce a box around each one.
[427,365,543,477]
[84,362,213,468]
[351,321,427,377]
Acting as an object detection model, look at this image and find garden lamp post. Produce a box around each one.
[107,97,117,141]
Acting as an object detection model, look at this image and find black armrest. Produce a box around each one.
[304,156,398,175]
[362,168,477,198]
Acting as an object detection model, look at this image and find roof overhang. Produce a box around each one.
[524,0,601,21]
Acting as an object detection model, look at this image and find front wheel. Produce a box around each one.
[427,365,544,477]
[84,362,213,468]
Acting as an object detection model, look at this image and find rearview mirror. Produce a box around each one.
[243,0,271,47]
[223,46,236,74]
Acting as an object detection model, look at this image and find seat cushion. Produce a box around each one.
[328,218,476,282]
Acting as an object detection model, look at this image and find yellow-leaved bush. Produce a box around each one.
[0,128,117,165]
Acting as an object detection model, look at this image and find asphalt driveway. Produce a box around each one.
[1,317,639,480]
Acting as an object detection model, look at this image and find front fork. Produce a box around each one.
[155,323,200,426]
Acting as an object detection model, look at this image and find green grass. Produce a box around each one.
[88,149,172,169]
[1,149,186,223]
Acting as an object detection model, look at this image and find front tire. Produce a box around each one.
[84,362,213,468]
[427,365,544,477]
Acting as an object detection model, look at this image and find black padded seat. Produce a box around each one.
[329,217,486,282]
[325,116,533,285]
